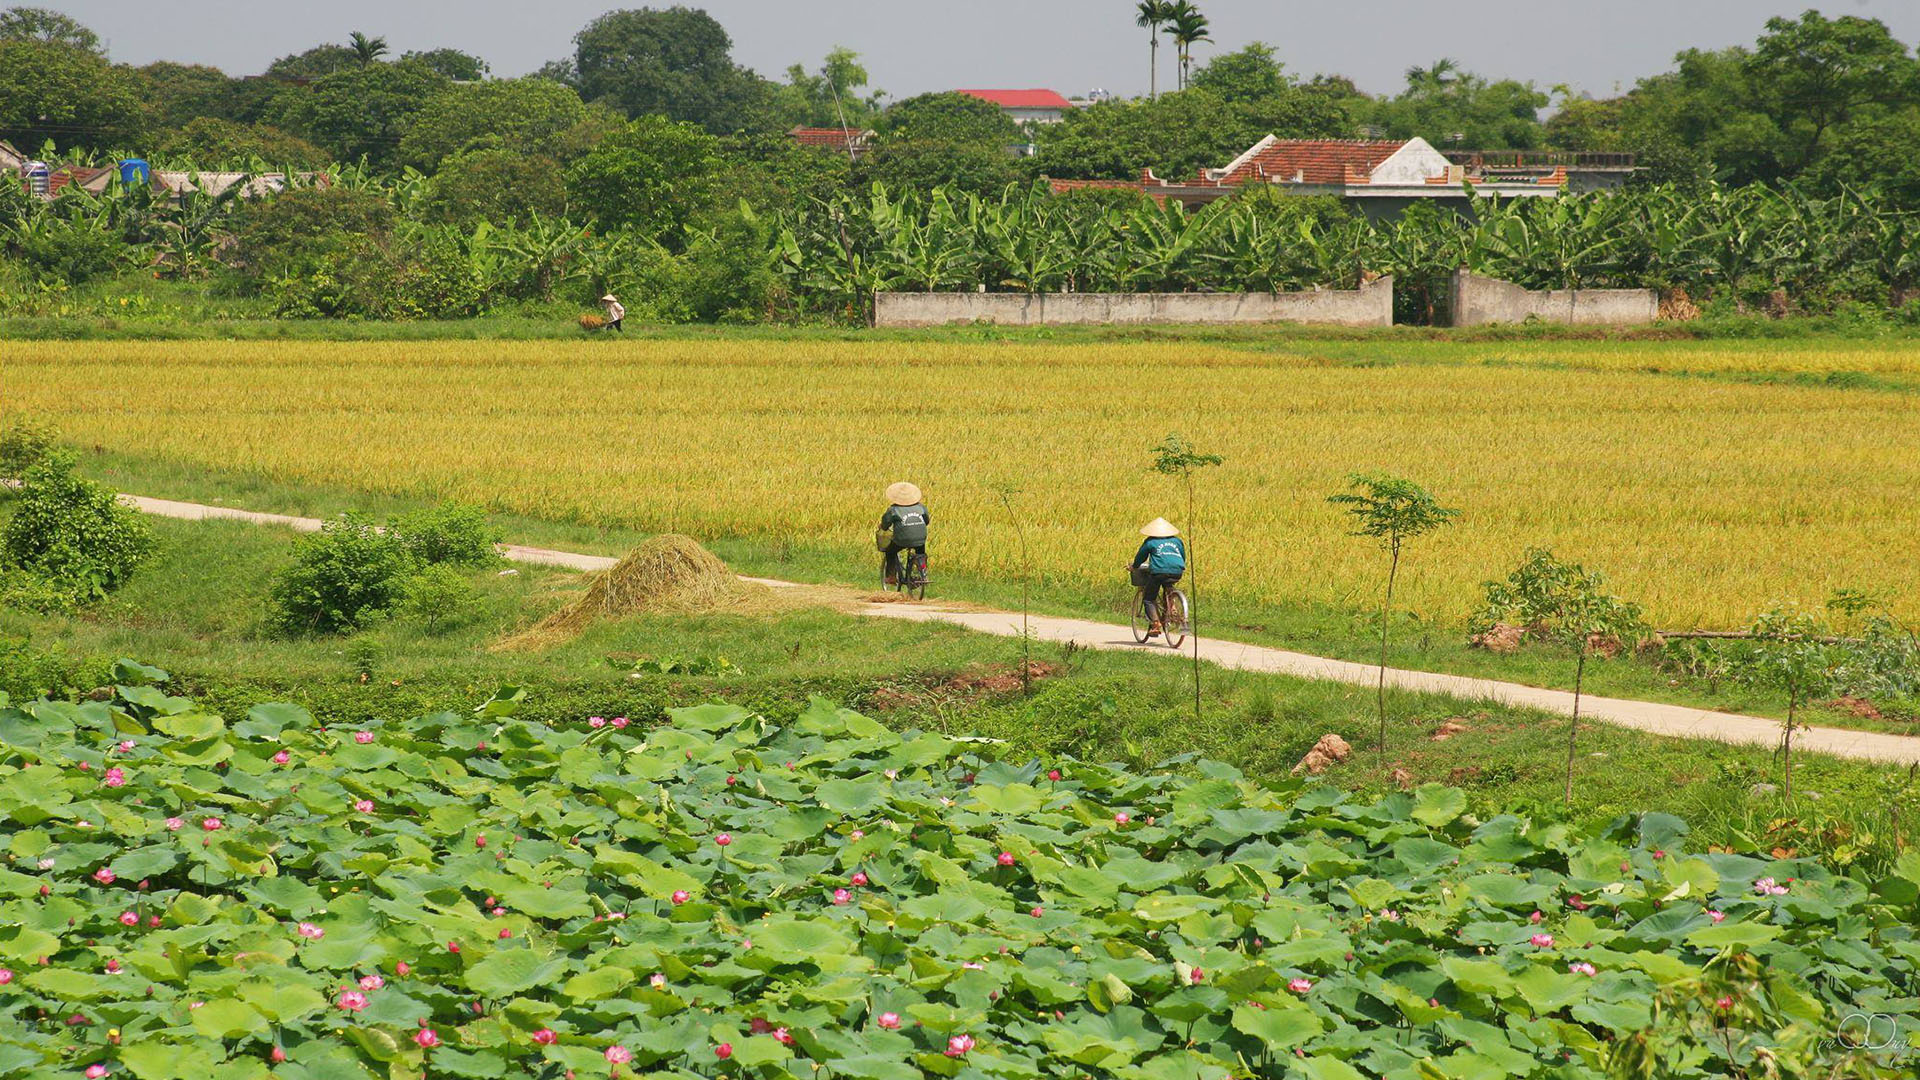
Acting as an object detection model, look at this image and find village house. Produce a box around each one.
[788,127,875,160]
[953,88,1075,125]
[1049,135,1632,219]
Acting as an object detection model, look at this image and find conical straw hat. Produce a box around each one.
[1140,517,1179,538]
[886,482,923,506]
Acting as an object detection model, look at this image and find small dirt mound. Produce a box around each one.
[1430,719,1470,742]
[1291,733,1353,776]
[496,535,769,649]
[1470,624,1524,653]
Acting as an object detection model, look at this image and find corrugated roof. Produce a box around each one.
[954,89,1073,110]
[790,127,871,149]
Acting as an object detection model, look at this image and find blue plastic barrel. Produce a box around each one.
[119,158,150,184]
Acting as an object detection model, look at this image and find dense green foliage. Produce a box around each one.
[0,456,154,611]
[266,515,419,634]
[0,673,1916,1078]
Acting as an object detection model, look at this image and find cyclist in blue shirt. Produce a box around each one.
[1131,518,1186,637]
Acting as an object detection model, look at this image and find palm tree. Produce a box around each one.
[1404,58,1461,93]
[1167,3,1211,91]
[347,31,388,65]
[1134,1,1175,100]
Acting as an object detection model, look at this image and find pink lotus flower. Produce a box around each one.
[883,769,898,780]
[670,890,690,905]
[1708,909,1726,923]
[414,1028,439,1048]
[395,961,411,976]
[447,941,461,953]
[201,818,222,831]
[1114,812,1130,825]
[996,852,1016,867]
[1569,961,1597,976]
[118,740,135,753]
[1528,911,1543,924]
[353,731,374,744]
[102,958,120,974]
[1189,967,1205,984]
[850,871,869,887]
[832,889,851,906]
[119,911,138,926]
[1031,906,1044,918]
[353,799,374,814]
[93,868,115,885]
[612,716,630,729]
[86,1067,108,1079]
[296,922,325,940]
[147,916,161,928]
[492,907,506,917]
[0,969,13,985]
[1288,977,1313,993]
[164,818,182,831]
[1530,934,1555,948]
[876,1012,901,1030]
[715,833,732,847]
[962,962,984,970]
[604,1046,632,1064]
[850,830,864,840]
[1715,995,1734,1011]
[944,1034,974,1058]
[270,1046,287,1063]
[1380,909,1401,922]
[588,717,607,729]
[773,1028,794,1046]
[272,751,290,765]
[1047,769,1062,781]
[531,1028,557,1045]
[337,991,369,1012]
[359,974,384,991]
[498,928,512,939]
[715,1042,732,1059]
[102,768,126,788]
[475,834,487,848]
[649,973,666,989]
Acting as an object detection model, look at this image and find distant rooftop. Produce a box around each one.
[954,89,1074,110]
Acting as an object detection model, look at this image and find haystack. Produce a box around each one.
[496,535,768,649]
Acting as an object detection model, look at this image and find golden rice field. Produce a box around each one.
[7,339,1918,627]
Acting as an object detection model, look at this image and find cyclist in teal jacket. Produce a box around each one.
[879,481,929,586]
[1131,517,1185,637]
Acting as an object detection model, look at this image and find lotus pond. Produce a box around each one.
[1,668,1916,1080]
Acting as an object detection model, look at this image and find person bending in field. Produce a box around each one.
[1131,517,1186,637]
[878,482,929,586]
[600,294,625,332]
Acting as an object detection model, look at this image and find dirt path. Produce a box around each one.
[120,494,1920,766]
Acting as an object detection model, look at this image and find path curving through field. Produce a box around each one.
[119,493,1920,767]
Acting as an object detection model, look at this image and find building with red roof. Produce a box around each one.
[789,127,874,159]
[953,89,1075,125]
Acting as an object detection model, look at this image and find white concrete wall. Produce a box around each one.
[874,278,1393,328]
[1450,269,1657,327]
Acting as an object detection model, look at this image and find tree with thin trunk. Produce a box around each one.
[348,31,388,65]
[1167,3,1211,91]
[1738,604,1838,801]
[1328,473,1457,763]
[1149,433,1222,726]
[1134,1,1175,100]
[992,481,1034,697]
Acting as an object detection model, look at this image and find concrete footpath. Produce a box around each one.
[120,494,1920,767]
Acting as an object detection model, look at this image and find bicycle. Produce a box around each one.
[887,549,928,601]
[1128,569,1187,649]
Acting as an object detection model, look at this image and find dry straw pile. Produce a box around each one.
[499,535,769,648]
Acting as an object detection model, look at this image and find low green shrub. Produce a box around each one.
[390,502,501,566]
[399,563,483,634]
[0,456,155,610]
[0,415,61,478]
[266,513,416,634]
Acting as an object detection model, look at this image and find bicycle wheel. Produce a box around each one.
[1129,589,1151,644]
[1162,589,1189,649]
[907,553,926,601]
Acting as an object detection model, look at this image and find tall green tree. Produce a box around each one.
[1746,10,1920,173]
[1166,2,1211,91]
[0,39,146,152]
[266,44,356,79]
[778,47,883,129]
[565,114,726,249]
[1188,42,1288,103]
[568,7,775,134]
[399,77,592,170]
[0,5,99,51]
[863,92,1020,195]
[1133,1,1174,100]
[1030,87,1349,180]
[265,59,450,167]
[156,117,330,169]
[1366,62,1546,149]
[403,47,489,81]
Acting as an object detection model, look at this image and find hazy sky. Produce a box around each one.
[55,0,1920,99]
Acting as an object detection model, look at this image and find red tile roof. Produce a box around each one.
[954,89,1073,110]
[790,126,870,148]
[1214,138,1406,185]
